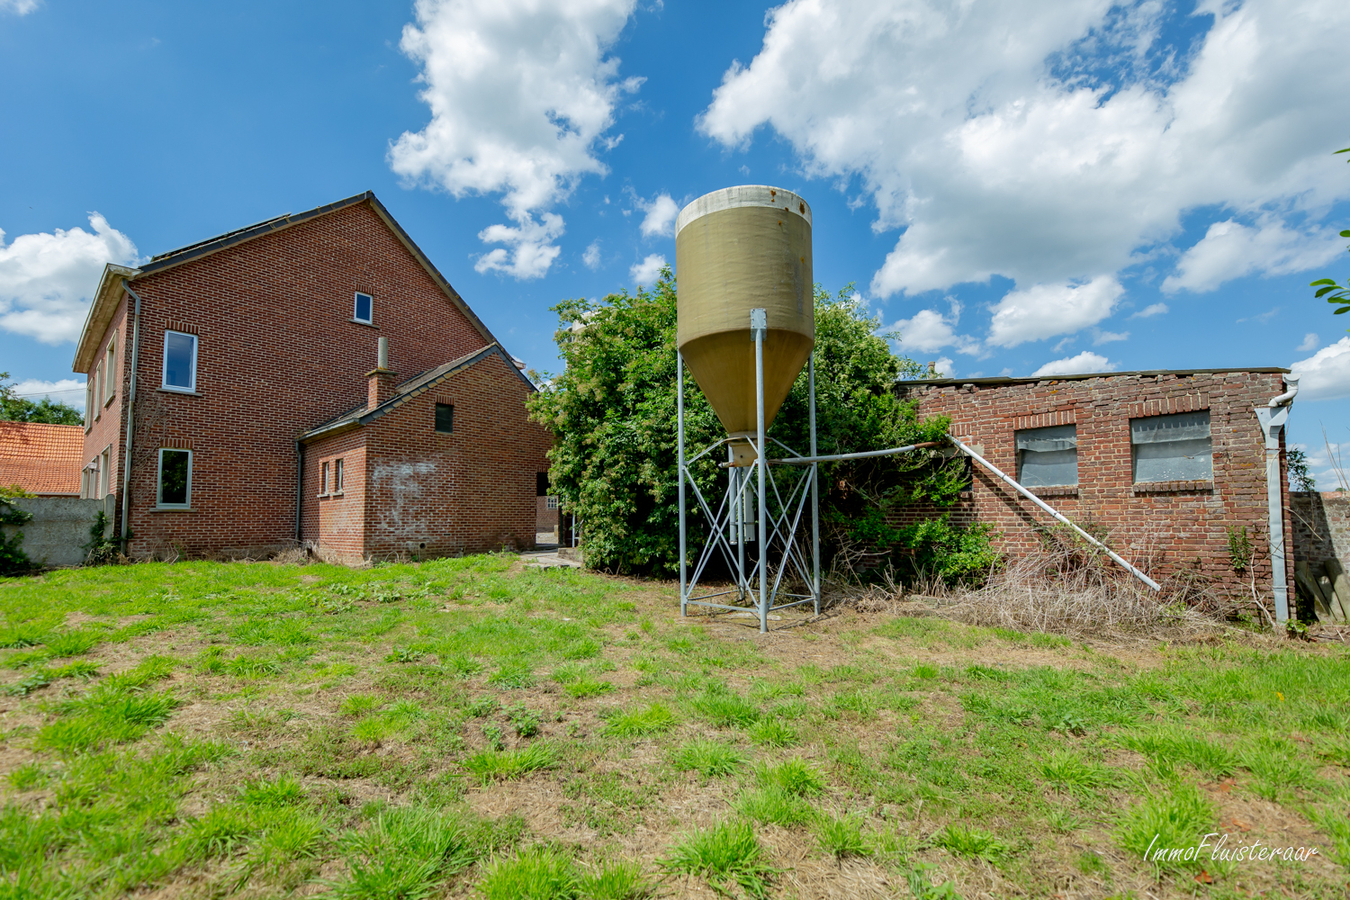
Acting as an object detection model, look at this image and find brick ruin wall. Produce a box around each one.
[894,371,1295,613]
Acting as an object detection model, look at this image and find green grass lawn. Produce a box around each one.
[1,555,1348,899]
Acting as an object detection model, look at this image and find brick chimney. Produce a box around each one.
[367,337,397,410]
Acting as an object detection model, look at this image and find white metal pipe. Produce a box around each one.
[809,354,820,615]
[119,283,144,550]
[678,351,687,617]
[948,434,1161,593]
[1268,373,1299,408]
[1258,373,1298,622]
[753,308,768,633]
[766,442,939,465]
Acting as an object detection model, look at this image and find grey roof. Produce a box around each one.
[898,367,1290,388]
[300,343,533,442]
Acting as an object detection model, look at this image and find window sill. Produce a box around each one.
[158,387,201,396]
[1027,485,1078,498]
[350,319,377,328]
[103,395,116,408]
[318,491,345,499]
[1133,480,1214,494]
[152,506,193,512]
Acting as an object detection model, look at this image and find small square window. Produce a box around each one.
[1131,411,1211,483]
[157,449,192,508]
[435,403,454,434]
[334,458,344,492]
[1015,424,1078,487]
[353,292,373,324]
[546,496,559,510]
[320,461,329,496]
[162,331,198,392]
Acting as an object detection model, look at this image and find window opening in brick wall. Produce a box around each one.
[320,461,329,496]
[162,331,198,392]
[1131,410,1211,483]
[536,472,549,496]
[435,403,454,434]
[334,458,344,493]
[157,449,192,508]
[353,292,373,324]
[94,360,104,417]
[104,335,117,403]
[84,380,94,431]
[1015,424,1078,487]
[99,446,111,497]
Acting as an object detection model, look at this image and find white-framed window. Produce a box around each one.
[1132,411,1212,483]
[162,331,198,392]
[82,459,97,498]
[157,448,192,508]
[84,380,95,431]
[334,458,344,493]
[1015,424,1078,487]
[353,292,373,324]
[546,496,559,510]
[94,361,104,419]
[99,446,111,497]
[104,335,117,404]
[320,461,330,496]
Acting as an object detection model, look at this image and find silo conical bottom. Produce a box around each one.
[680,329,813,455]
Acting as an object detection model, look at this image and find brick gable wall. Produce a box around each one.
[112,200,494,557]
[896,371,1296,612]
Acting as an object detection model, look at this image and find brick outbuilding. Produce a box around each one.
[896,369,1298,615]
[70,192,550,563]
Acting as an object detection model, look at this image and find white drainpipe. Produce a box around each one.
[1255,373,1299,622]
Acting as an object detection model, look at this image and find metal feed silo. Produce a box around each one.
[675,186,813,462]
[674,185,820,633]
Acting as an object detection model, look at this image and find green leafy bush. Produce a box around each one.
[529,274,962,577]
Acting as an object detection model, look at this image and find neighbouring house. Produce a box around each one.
[0,422,82,497]
[71,191,551,564]
[895,369,1298,615]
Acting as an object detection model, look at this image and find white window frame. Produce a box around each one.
[156,448,193,509]
[104,335,117,404]
[320,461,330,496]
[84,380,95,431]
[353,292,373,325]
[334,458,345,493]
[94,361,104,419]
[161,330,198,393]
[99,446,111,497]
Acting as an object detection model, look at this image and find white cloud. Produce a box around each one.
[638,193,679,237]
[932,356,955,377]
[630,253,666,285]
[1162,218,1346,294]
[390,0,640,279]
[1297,332,1320,352]
[889,306,979,354]
[987,275,1124,348]
[1092,328,1129,344]
[0,0,38,14]
[699,0,1350,316]
[0,213,139,344]
[1032,351,1116,377]
[1132,302,1168,318]
[473,212,564,279]
[582,239,602,270]
[1290,336,1350,401]
[9,378,86,412]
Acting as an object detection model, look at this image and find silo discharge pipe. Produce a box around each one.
[946,434,1160,593]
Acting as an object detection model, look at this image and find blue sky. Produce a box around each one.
[1,0,1348,487]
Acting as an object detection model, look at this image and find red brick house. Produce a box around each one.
[71,192,551,563]
[0,422,82,497]
[895,369,1297,614]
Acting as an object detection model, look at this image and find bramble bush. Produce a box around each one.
[528,270,993,582]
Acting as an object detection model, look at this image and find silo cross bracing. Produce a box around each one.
[675,185,814,463]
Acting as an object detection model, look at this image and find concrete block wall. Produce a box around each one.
[1,497,106,568]
[896,371,1294,609]
[1291,491,1350,573]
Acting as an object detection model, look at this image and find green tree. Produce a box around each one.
[1310,146,1350,328]
[528,270,962,577]
[0,372,84,426]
